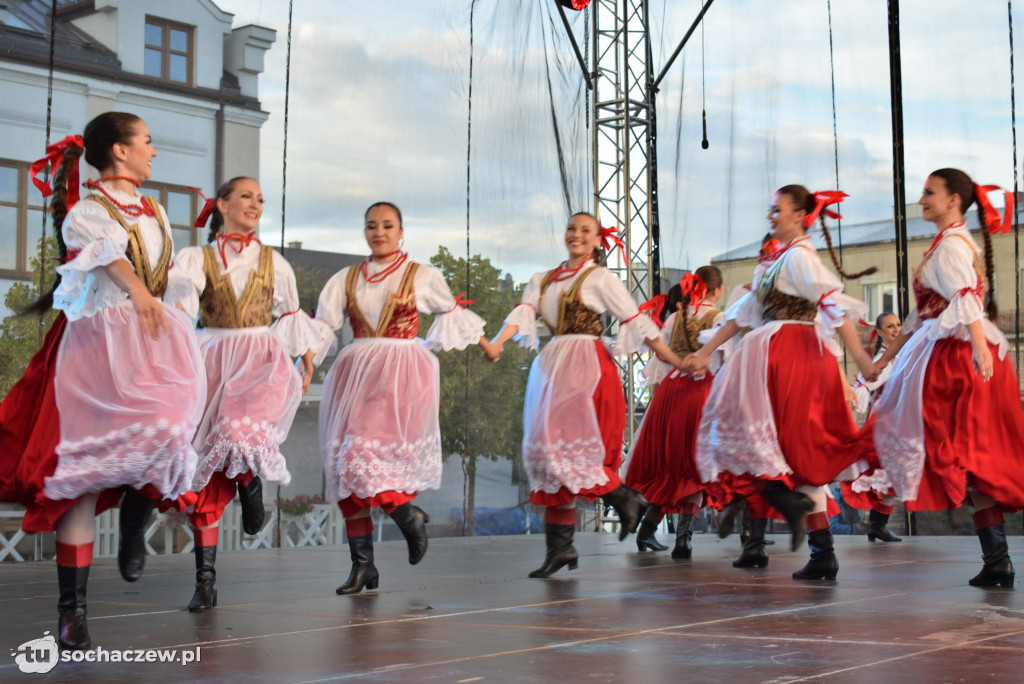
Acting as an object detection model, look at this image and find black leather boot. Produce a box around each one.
[733,518,769,568]
[188,546,218,611]
[671,513,695,559]
[759,482,814,551]
[57,564,90,650]
[602,485,647,541]
[717,497,746,539]
[529,523,578,578]
[636,506,668,552]
[792,528,838,580]
[237,476,265,535]
[337,535,379,595]
[389,503,429,565]
[118,488,156,582]
[867,510,902,542]
[969,524,1015,588]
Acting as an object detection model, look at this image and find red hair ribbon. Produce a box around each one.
[639,294,668,328]
[679,272,707,310]
[453,292,475,309]
[215,231,260,268]
[974,184,1014,235]
[856,317,878,349]
[803,190,848,228]
[29,135,85,208]
[188,186,217,228]
[598,224,625,254]
[559,0,591,9]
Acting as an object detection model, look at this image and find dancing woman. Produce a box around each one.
[872,168,1024,587]
[313,201,498,595]
[0,113,205,647]
[171,177,320,610]
[490,211,689,578]
[685,185,876,582]
[624,267,726,559]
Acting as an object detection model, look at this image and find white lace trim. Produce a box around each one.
[524,436,611,494]
[53,237,131,320]
[423,306,486,351]
[271,309,323,359]
[849,468,895,495]
[44,423,198,500]
[612,314,660,356]
[192,416,292,490]
[325,433,442,502]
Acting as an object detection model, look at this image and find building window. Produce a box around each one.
[142,183,199,251]
[0,158,47,280]
[144,17,193,85]
[862,282,898,322]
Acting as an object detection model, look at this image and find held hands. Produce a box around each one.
[855,353,877,383]
[481,338,503,363]
[130,284,169,340]
[682,351,710,378]
[300,350,315,395]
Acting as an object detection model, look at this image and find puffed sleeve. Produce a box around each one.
[782,246,868,338]
[269,250,323,358]
[311,268,350,365]
[416,265,487,352]
[641,311,677,385]
[581,268,660,355]
[52,199,132,320]
[164,246,205,322]
[503,272,543,351]
[921,235,985,338]
[723,288,762,329]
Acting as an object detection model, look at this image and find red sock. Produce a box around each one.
[194,526,220,547]
[56,542,93,568]
[973,507,1004,531]
[874,503,894,515]
[346,516,374,538]
[806,511,830,532]
[545,507,577,526]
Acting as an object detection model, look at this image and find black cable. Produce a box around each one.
[280,0,294,253]
[38,0,58,346]
[827,0,843,267]
[1009,0,1020,376]
[700,7,708,149]
[461,0,478,537]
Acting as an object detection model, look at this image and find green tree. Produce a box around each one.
[429,246,530,535]
[292,265,326,318]
[0,237,59,399]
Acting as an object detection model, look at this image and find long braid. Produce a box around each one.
[819,215,877,279]
[678,292,697,350]
[979,204,999,319]
[21,145,83,316]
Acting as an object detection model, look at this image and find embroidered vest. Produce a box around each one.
[198,244,275,328]
[755,244,818,322]
[670,309,721,356]
[912,233,984,321]
[539,266,604,336]
[85,193,171,298]
[345,262,421,339]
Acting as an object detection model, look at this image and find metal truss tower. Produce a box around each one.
[590,0,655,440]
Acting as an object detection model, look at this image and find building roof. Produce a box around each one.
[711,210,1021,264]
[271,244,362,283]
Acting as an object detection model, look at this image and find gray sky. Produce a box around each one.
[214,0,1023,284]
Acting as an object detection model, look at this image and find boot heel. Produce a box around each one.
[568,558,578,571]
[366,577,379,590]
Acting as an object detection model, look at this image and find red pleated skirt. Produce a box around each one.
[626,372,714,512]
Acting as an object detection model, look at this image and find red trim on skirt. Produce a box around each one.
[625,372,714,512]
[338,490,416,518]
[908,337,1024,512]
[530,341,625,507]
[840,481,895,512]
[180,471,253,528]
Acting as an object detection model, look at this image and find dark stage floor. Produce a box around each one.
[2,532,1024,683]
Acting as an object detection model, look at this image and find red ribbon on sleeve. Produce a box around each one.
[974,183,1014,235]
[804,190,848,228]
[29,135,85,208]
[453,292,475,309]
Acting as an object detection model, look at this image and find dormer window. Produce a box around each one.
[144,17,193,85]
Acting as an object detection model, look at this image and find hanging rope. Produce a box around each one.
[279,0,294,252]
[541,3,573,216]
[461,0,478,537]
[1010,0,1021,375]
[36,0,58,347]
[827,0,843,267]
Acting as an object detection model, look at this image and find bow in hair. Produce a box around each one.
[29,135,86,208]
[974,184,1015,235]
[639,294,668,328]
[679,272,707,310]
[804,190,848,228]
[188,186,217,228]
[598,223,625,254]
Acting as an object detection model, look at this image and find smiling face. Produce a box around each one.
[364,203,404,259]
[112,120,157,183]
[767,191,806,244]
[216,178,263,233]
[565,213,601,264]
[876,313,902,346]
[919,175,961,227]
